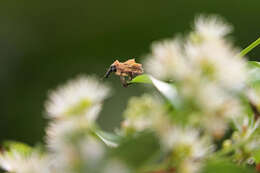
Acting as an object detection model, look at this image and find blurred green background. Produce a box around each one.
[0,0,259,145]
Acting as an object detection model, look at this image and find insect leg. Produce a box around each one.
[120,76,128,88]
[128,72,134,81]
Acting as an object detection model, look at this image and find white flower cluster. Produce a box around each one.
[0,15,258,173]
[119,15,253,172]
[0,143,50,173]
[45,75,110,123]
[121,94,214,173]
[44,75,114,173]
[227,116,260,164]
[162,126,214,173]
[161,126,212,159]
[121,94,168,134]
[144,14,247,139]
[145,38,188,80]
[0,75,130,173]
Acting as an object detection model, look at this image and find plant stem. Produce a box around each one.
[240,37,260,56]
[213,140,247,159]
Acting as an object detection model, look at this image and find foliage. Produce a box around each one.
[1,15,260,173]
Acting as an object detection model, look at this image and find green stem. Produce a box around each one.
[214,147,235,158]
[213,141,247,159]
[240,37,260,56]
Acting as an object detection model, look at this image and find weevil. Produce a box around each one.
[104,59,144,87]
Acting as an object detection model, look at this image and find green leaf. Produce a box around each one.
[240,37,260,56]
[130,75,181,108]
[93,129,122,147]
[202,159,255,173]
[253,149,260,164]
[3,141,33,157]
[149,76,181,108]
[247,61,260,87]
[130,74,152,84]
[249,61,260,68]
[111,131,160,169]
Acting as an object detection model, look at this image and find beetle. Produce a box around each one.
[104,59,144,87]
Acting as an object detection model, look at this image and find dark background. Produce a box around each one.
[0,0,259,145]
